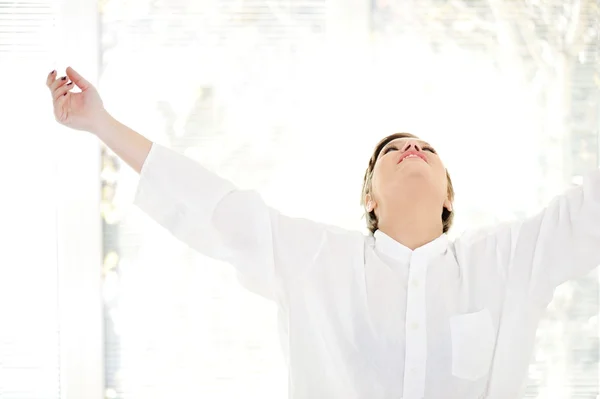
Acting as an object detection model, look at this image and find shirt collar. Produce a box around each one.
[373,229,448,262]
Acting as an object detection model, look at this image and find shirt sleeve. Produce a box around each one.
[506,170,600,305]
[133,143,332,301]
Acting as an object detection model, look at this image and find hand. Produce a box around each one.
[46,66,108,134]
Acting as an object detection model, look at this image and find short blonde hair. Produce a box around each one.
[360,132,455,234]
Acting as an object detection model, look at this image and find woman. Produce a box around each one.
[47,67,600,399]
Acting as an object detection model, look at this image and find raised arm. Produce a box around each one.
[47,67,352,301]
[46,66,152,173]
[133,141,350,299]
[93,114,152,174]
[499,172,600,305]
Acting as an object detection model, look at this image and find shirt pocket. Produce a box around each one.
[449,308,495,381]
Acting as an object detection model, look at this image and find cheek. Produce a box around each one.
[370,167,390,197]
[370,170,382,195]
[436,168,449,194]
[427,159,446,187]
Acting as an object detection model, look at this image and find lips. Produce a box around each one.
[398,150,427,164]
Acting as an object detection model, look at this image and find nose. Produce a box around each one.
[401,140,423,153]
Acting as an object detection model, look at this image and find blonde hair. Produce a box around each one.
[360,132,455,234]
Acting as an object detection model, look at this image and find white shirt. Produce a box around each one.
[134,143,600,399]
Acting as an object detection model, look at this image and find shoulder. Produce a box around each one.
[321,224,370,248]
[303,222,370,260]
[449,220,519,260]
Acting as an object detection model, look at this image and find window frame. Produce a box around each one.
[54,0,104,398]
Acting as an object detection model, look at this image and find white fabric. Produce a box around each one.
[134,143,600,399]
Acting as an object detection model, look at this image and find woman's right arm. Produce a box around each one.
[46,66,152,173]
[133,141,340,300]
[109,122,335,302]
[47,67,349,301]
[92,113,152,174]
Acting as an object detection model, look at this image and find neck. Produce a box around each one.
[377,204,444,251]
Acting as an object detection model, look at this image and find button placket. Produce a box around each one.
[402,254,428,399]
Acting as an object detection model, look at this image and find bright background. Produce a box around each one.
[1,0,599,398]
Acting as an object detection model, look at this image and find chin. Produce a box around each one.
[388,174,427,190]
[398,168,432,181]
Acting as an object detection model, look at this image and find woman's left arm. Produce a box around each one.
[509,170,600,304]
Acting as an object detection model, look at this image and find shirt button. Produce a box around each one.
[411,279,419,288]
[410,322,419,330]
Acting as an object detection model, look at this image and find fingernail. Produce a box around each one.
[63,92,67,96]
[50,70,56,75]
[67,82,73,85]
[61,76,67,80]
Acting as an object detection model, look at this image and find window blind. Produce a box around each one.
[0,1,61,399]
[0,0,55,57]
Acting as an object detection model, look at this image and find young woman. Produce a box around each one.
[47,67,600,399]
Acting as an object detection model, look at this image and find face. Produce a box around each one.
[365,137,452,214]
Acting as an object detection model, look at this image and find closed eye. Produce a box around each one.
[384,145,435,154]
[382,144,436,157]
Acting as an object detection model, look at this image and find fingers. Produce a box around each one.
[54,93,71,123]
[51,76,73,101]
[48,71,67,90]
[54,82,73,101]
[66,66,91,91]
[46,70,56,87]
[47,66,90,98]
[55,90,69,112]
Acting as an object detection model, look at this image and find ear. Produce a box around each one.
[365,193,376,212]
[443,197,453,212]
